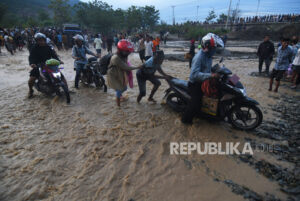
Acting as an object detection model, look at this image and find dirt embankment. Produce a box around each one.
[228,23,300,40]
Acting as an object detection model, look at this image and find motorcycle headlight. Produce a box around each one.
[52,72,61,79]
[239,88,247,96]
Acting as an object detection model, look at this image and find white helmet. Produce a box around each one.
[73,34,84,41]
[34,32,46,40]
[201,33,224,49]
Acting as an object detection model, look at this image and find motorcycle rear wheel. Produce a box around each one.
[166,93,187,113]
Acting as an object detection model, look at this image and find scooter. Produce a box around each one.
[80,57,107,92]
[34,64,70,104]
[164,59,263,130]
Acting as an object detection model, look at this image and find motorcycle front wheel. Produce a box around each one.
[61,83,71,104]
[228,104,263,130]
[94,75,103,88]
[166,93,187,113]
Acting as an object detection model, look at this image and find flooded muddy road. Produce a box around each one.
[0,43,299,201]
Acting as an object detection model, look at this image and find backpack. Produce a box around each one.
[99,53,112,75]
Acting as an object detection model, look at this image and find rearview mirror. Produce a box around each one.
[219,57,224,63]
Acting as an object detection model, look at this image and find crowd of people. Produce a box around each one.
[0,27,134,56]
[0,25,299,125]
[218,14,300,24]
[183,13,300,26]
[256,35,300,91]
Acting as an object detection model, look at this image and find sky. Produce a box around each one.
[82,0,300,24]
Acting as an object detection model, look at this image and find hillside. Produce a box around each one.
[2,0,80,16]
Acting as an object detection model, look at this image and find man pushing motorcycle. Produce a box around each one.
[72,34,98,89]
[181,33,224,124]
[28,33,65,98]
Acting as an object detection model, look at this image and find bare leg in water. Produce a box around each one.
[274,80,280,92]
[148,85,159,102]
[28,76,36,98]
[269,78,273,91]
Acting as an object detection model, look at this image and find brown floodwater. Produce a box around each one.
[0,43,297,201]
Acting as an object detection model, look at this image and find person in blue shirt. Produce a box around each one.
[57,32,63,50]
[136,50,170,103]
[181,33,224,124]
[269,37,294,92]
[72,34,98,89]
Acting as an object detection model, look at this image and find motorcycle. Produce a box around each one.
[164,59,263,130]
[34,64,71,104]
[80,57,107,92]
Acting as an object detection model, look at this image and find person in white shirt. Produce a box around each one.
[144,36,153,61]
[94,34,103,57]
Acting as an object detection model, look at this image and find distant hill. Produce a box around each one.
[2,0,80,16]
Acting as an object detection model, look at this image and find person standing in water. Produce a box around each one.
[107,40,142,107]
[269,37,293,92]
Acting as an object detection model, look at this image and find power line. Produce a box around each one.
[256,0,260,16]
[226,0,232,29]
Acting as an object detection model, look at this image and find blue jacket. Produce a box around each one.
[189,49,213,83]
[274,46,293,70]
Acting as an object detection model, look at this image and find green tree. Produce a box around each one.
[217,13,227,24]
[141,6,159,29]
[205,10,217,23]
[0,3,7,23]
[38,9,50,22]
[73,1,159,33]
[49,0,71,26]
[126,6,143,30]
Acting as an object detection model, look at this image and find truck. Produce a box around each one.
[63,24,81,34]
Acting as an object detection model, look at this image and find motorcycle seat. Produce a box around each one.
[88,57,97,63]
[171,78,189,90]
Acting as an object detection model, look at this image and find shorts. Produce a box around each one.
[96,49,101,54]
[270,69,285,81]
[116,87,127,98]
[139,49,145,60]
[29,67,40,78]
[136,70,161,97]
[292,65,300,74]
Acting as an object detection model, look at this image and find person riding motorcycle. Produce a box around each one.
[28,33,65,98]
[72,34,98,89]
[181,33,224,124]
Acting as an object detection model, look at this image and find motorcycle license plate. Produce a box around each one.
[201,96,218,116]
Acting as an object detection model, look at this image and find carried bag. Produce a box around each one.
[201,78,219,98]
[184,53,192,60]
[99,53,112,75]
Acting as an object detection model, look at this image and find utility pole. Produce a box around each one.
[172,6,176,25]
[197,5,200,22]
[225,0,232,29]
[197,0,200,22]
[256,0,260,16]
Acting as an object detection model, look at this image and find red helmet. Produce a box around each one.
[117,39,134,53]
